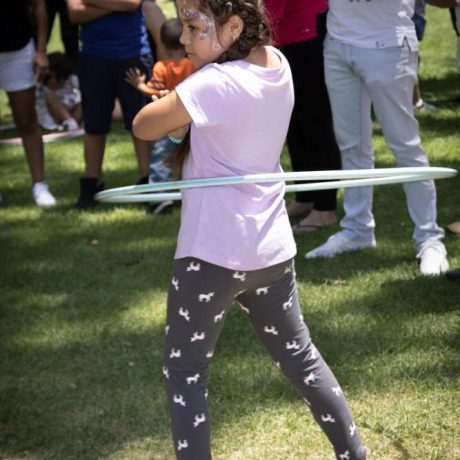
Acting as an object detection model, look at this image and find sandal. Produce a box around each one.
[292,210,337,235]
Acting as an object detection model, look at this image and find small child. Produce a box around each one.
[125,18,194,214]
[36,52,81,131]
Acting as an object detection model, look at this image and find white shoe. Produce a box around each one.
[414,99,437,111]
[305,231,376,259]
[32,182,56,207]
[418,244,449,276]
[61,118,79,131]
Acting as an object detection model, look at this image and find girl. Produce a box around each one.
[36,52,82,131]
[133,1,368,458]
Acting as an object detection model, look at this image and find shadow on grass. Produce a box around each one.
[1,204,459,458]
[1,121,459,459]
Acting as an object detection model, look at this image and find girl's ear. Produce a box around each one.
[226,14,244,40]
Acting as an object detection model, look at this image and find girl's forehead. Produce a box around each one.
[177,0,207,20]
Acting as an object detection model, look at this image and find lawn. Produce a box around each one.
[0,4,459,460]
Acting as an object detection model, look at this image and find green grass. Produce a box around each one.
[1,6,460,460]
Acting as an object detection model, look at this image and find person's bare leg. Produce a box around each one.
[84,134,106,178]
[70,103,82,124]
[45,91,72,124]
[7,87,44,183]
[132,134,151,179]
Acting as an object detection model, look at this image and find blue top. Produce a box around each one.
[81,9,150,60]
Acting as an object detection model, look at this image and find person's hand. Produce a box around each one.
[34,51,49,83]
[125,67,146,90]
[151,89,170,102]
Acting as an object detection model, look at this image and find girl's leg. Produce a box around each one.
[164,258,240,460]
[237,260,367,460]
[45,90,73,124]
[7,87,45,183]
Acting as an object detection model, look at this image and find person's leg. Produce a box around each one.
[75,54,113,207]
[357,44,445,256]
[149,136,174,183]
[70,102,82,125]
[305,38,376,258]
[44,90,73,125]
[131,134,151,180]
[83,134,106,178]
[164,258,242,459]
[237,260,367,460]
[285,38,341,212]
[0,39,56,206]
[115,56,152,181]
[8,87,45,184]
[323,37,376,243]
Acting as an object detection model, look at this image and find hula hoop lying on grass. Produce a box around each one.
[0,127,84,145]
[95,167,457,204]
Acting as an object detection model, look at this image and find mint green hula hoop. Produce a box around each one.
[95,167,457,204]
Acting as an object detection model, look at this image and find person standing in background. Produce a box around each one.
[67,0,153,209]
[305,0,449,277]
[0,0,57,207]
[265,0,342,235]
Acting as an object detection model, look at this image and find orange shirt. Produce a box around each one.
[146,58,194,95]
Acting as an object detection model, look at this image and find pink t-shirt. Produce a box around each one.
[174,46,297,271]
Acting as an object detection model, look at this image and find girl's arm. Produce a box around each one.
[33,0,49,78]
[67,0,110,24]
[133,91,192,141]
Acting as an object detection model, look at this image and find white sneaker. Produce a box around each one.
[414,99,437,111]
[32,182,56,207]
[60,118,79,131]
[305,231,376,259]
[418,244,449,276]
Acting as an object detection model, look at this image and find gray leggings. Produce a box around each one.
[164,258,367,460]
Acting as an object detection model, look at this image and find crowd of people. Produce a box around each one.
[1,0,459,457]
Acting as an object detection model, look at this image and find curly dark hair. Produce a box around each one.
[169,0,272,175]
[198,0,271,62]
[43,52,74,84]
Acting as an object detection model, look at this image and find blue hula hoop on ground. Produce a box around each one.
[95,167,457,204]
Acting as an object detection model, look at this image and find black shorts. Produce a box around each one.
[78,53,151,135]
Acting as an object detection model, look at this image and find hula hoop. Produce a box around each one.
[95,167,457,204]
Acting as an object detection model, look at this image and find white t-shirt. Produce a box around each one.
[327,0,419,50]
[174,46,297,271]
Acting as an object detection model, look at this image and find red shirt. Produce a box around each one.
[264,0,328,46]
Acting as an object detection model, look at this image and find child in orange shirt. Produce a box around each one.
[126,18,194,213]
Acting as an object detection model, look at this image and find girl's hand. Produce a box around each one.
[34,51,49,83]
[125,67,146,90]
[151,89,170,102]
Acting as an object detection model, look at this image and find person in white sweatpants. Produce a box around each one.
[305,0,450,276]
